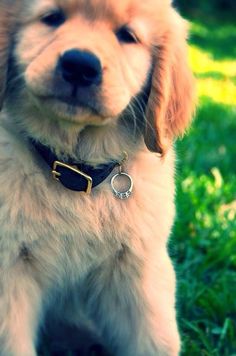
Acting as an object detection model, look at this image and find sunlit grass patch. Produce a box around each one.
[188,21,236,107]
[189,46,236,77]
[197,77,235,106]
[190,21,236,60]
[189,46,236,106]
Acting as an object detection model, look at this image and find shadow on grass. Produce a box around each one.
[190,24,236,60]
[176,96,236,179]
[174,5,236,60]
[196,72,236,85]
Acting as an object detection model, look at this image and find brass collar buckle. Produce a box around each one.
[52,161,93,194]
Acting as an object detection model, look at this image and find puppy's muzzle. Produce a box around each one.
[58,49,102,88]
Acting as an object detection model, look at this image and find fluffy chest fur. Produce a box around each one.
[0,121,175,278]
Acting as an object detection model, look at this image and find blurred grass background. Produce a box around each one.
[172,1,236,355]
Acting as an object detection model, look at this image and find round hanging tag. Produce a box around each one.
[110,172,133,200]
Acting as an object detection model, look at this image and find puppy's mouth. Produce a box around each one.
[41,94,101,115]
[30,91,115,125]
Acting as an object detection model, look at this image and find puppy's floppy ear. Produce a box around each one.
[0,0,19,109]
[145,13,196,154]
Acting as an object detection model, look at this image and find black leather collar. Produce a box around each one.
[30,139,118,193]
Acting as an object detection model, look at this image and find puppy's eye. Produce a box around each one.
[116,26,139,44]
[41,10,66,27]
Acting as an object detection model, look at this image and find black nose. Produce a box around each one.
[59,49,102,87]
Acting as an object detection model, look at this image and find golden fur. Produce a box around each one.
[0,0,195,355]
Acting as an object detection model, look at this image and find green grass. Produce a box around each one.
[173,17,236,356]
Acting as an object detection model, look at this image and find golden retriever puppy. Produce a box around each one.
[0,0,195,355]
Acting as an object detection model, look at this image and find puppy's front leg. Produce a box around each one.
[82,248,180,356]
[0,265,42,356]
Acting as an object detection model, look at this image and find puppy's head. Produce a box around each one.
[0,0,195,154]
